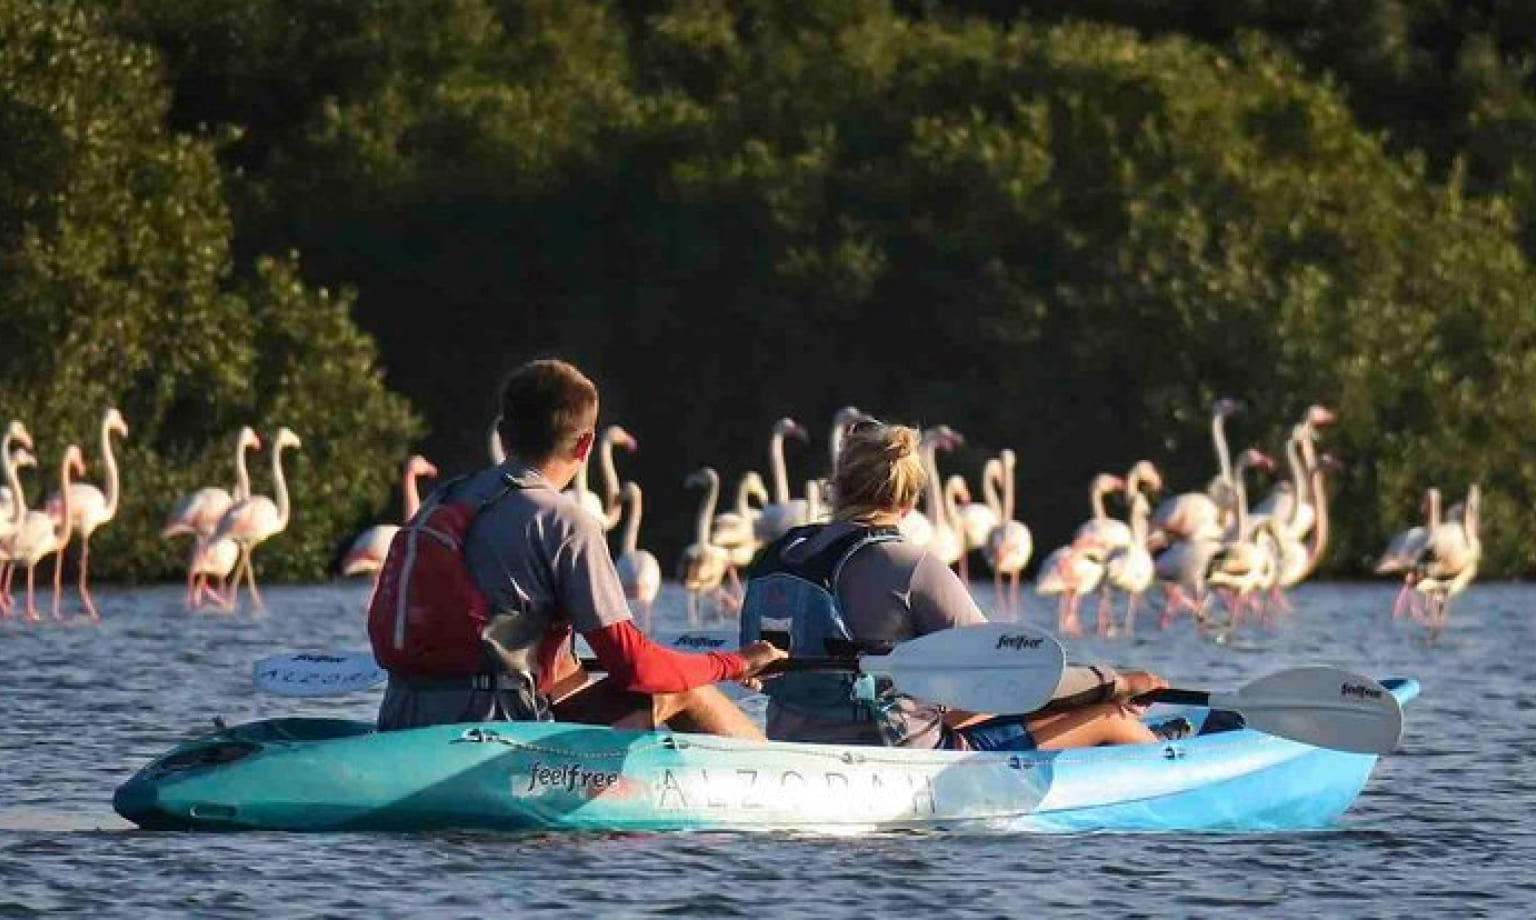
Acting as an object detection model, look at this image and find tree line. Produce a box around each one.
[2,0,1532,581]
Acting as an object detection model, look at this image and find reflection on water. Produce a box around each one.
[2,580,1534,917]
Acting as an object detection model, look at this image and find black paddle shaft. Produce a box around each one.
[1135,689,1213,706]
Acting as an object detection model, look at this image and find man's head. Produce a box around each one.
[496,359,599,482]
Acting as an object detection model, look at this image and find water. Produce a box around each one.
[2,580,1532,918]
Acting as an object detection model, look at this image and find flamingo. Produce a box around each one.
[983,449,1033,615]
[934,474,972,578]
[568,424,637,530]
[163,426,261,610]
[208,427,301,612]
[711,470,769,593]
[1035,540,1106,638]
[1201,449,1279,627]
[0,445,38,617]
[679,466,734,624]
[898,425,963,548]
[614,480,662,628]
[1376,487,1440,619]
[1263,432,1341,614]
[44,406,128,619]
[0,420,36,614]
[1414,484,1481,637]
[957,455,1003,572]
[1250,404,1337,539]
[8,445,86,621]
[1103,487,1156,635]
[338,454,439,578]
[1149,397,1244,546]
[1071,473,1130,554]
[754,418,811,544]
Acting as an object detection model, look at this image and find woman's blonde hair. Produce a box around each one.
[830,421,926,524]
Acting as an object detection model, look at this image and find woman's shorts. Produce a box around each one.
[947,716,1038,752]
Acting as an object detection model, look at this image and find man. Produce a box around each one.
[372,358,783,735]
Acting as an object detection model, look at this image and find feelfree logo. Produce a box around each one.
[995,634,1045,651]
[1340,683,1383,700]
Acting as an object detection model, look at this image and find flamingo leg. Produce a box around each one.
[1096,589,1113,636]
[51,549,65,619]
[244,549,264,610]
[2,561,15,614]
[1124,591,1140,634]
[77,535,98,620]
[0,561,10,617]
[25,564,39,622]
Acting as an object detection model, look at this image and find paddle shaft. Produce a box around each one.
[575,656,860,675]
[1135,689,1211,706]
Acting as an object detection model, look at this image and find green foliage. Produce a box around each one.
[7,0,1535,579]
[0,0,422,582]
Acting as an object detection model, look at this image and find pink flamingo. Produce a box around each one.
[0,420,36,614]
[614,480,662,628]
[338,454,439,578]
[679,466,734,624]
[754,418,812,545]
[9,445,86,621]
[163,426,261,610]
[983,449,1033,616]
[45,407,128,619]
[208,427,301,612]
[1376,487,1440,619]
[1149,398,1244,547]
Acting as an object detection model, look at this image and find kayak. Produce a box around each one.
[113,677,1416,835]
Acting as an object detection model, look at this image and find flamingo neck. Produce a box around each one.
[770,432,790,504]
[101,419,123,519]
[2,438,23,523]
[981,459,1003,518]
[402,466,424,520]
[622,485,642,557]
[806,479,822,523]
[921,438,943,521]
[598,432,623,518]
[694,474,719,545]
[1213,412,1234,488]
[271,443,293,530]
[1090,481,1109,521]
[1302,454,1330,573]
[1463,487,1481,542]
[1232,466,1251,537]
[942,479,965,530]
[56,455,76,546]
[1283,433,1305,526]
[1129,494,1150,543]
[234,438,254,501]
[1003,457,1017,522]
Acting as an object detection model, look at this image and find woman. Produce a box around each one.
[740,419,1175,751]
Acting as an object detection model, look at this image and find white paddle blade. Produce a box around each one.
[862,624,1066,714]
[1212,667,1404,755]
[253,652,387,697]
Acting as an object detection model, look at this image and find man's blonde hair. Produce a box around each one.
[830,421,926,524]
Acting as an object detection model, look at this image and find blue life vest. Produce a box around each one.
[739,523,902,724]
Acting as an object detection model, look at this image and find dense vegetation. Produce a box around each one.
[4,0,1534,580]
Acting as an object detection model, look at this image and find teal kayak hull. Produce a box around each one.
[114,678,1417,835]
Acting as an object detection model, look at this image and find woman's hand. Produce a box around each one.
[736,640,788,692]
[1113,670,1168,701]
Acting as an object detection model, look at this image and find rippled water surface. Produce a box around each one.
[2,580,1533,918]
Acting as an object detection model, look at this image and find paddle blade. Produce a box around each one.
[1211,667,1403,755]
[254,651,387,697]
[862,624,1065,714]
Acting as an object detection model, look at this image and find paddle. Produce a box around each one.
[253,623,1067,714]
[1135,666,1404,755]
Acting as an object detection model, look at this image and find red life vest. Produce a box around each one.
[366,477,513,677]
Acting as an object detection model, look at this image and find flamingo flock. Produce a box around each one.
[0,394,1485,638]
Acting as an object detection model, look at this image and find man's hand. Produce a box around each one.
[736,640,788,692]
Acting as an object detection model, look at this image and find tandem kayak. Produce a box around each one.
[113,677,1416,835]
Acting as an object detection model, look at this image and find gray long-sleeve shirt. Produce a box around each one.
[765,523,1118,748]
